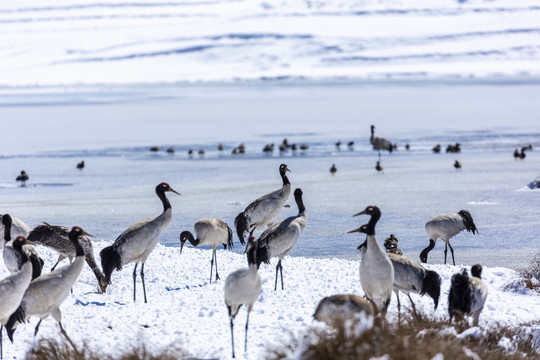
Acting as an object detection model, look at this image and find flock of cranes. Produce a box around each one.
[3,170,487,359]
[1,124,499,358]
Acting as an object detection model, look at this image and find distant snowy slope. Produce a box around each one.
[1,0,540,85]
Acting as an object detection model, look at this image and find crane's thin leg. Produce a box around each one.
[279,262,284,290]
[58,322,78,353]
[132,263,138,302]
[244,307,252,353]
[141,263,147,304]
[209,251,215,284]
[378,151,381,161]
[34,320,42,337]
[51,260,60,272]
[396,292,401,314]
[1,324,3,360]
[274,260,282,291]
[448,243,456,266]
[444,243,448,265]
[214,250,220,281]
[407,294,417,316]
[228,306,235,359]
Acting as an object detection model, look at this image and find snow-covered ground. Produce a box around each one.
[2,0,540,86]
[1,240,539,359]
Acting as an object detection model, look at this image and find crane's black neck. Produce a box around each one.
[12,238,28,263]
[156,186,172,212]
[370,125,375,138]
[280,168,290,186]
[3,215,12,242]
[181,231,200,246]
[366,208,381,236]
[69,231,85,257]
[294,189,305,215]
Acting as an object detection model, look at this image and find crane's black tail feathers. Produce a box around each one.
[448,269,472,319]
[226,225,234,250]
[421,270,442,310]
[6,305,26,342]
[234,212,248,245]
[458,210,478,234]
[100,245,122,284]
[29,253,44,280]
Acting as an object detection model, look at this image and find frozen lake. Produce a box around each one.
[1,81,539,270]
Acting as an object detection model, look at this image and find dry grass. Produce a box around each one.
[506,251,540,293]
[267,311,540,360]
[25,337,188,360]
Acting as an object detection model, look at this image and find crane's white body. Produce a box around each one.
[425,213,468,244]
[242,183,290,234]
[359,234,394,313]
[0,260,32,326]
[313,294,374,328]
[193,218,230,249]
[0,215,30,250]
[224,265,261,318]
[258,212,306,263]
[114,209,172,265]
[388,253,426,296]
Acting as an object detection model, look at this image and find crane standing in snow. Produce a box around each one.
[100,182,180,303]
[420,210,478,266]
[255,188,307,291]
[180,218,233,283]
[349,206,394,314]
[224,236,262,358]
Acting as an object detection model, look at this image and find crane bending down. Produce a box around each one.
[180,218,233,283]
[100,183,180,303]
[224,236,261,358]
[313,294,374,328]
[256,188,307,291]
[420,210,478,265]
[27,222,108,293]
[349,206,394,314]
[370,125,393,161]
[0,237,32,359]
[235,164,291,244]
[5,227,88,351]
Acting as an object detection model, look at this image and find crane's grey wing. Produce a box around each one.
[112,215,160,260]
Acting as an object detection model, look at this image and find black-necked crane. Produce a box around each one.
[224,236,261,358]
[15,171,28,187]
[454,160,462,171]
[2,214,43,280]
[255,188,306,291]
[420,210,478,266]
[5,227,88,350]
[76,161,85,170]
[313,294,374,328]
[356,230,441,316]
[234,164,291,244]
[513,148,520,159]
[370,125,393,161]
[520,147,527,160]
[100,182,180,303]
[180,218,233,283]
[0,214,30,249]
[448,264,488,326]
[349,206,393,314]
[0,236,32,359]
[27,222,107,293]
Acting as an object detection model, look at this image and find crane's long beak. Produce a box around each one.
[353,210,367,217]
[180,240,185,254]
[83,231,95,238]
[286,167,291,172]
[348,227,362,234]
[169,188,181,196]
